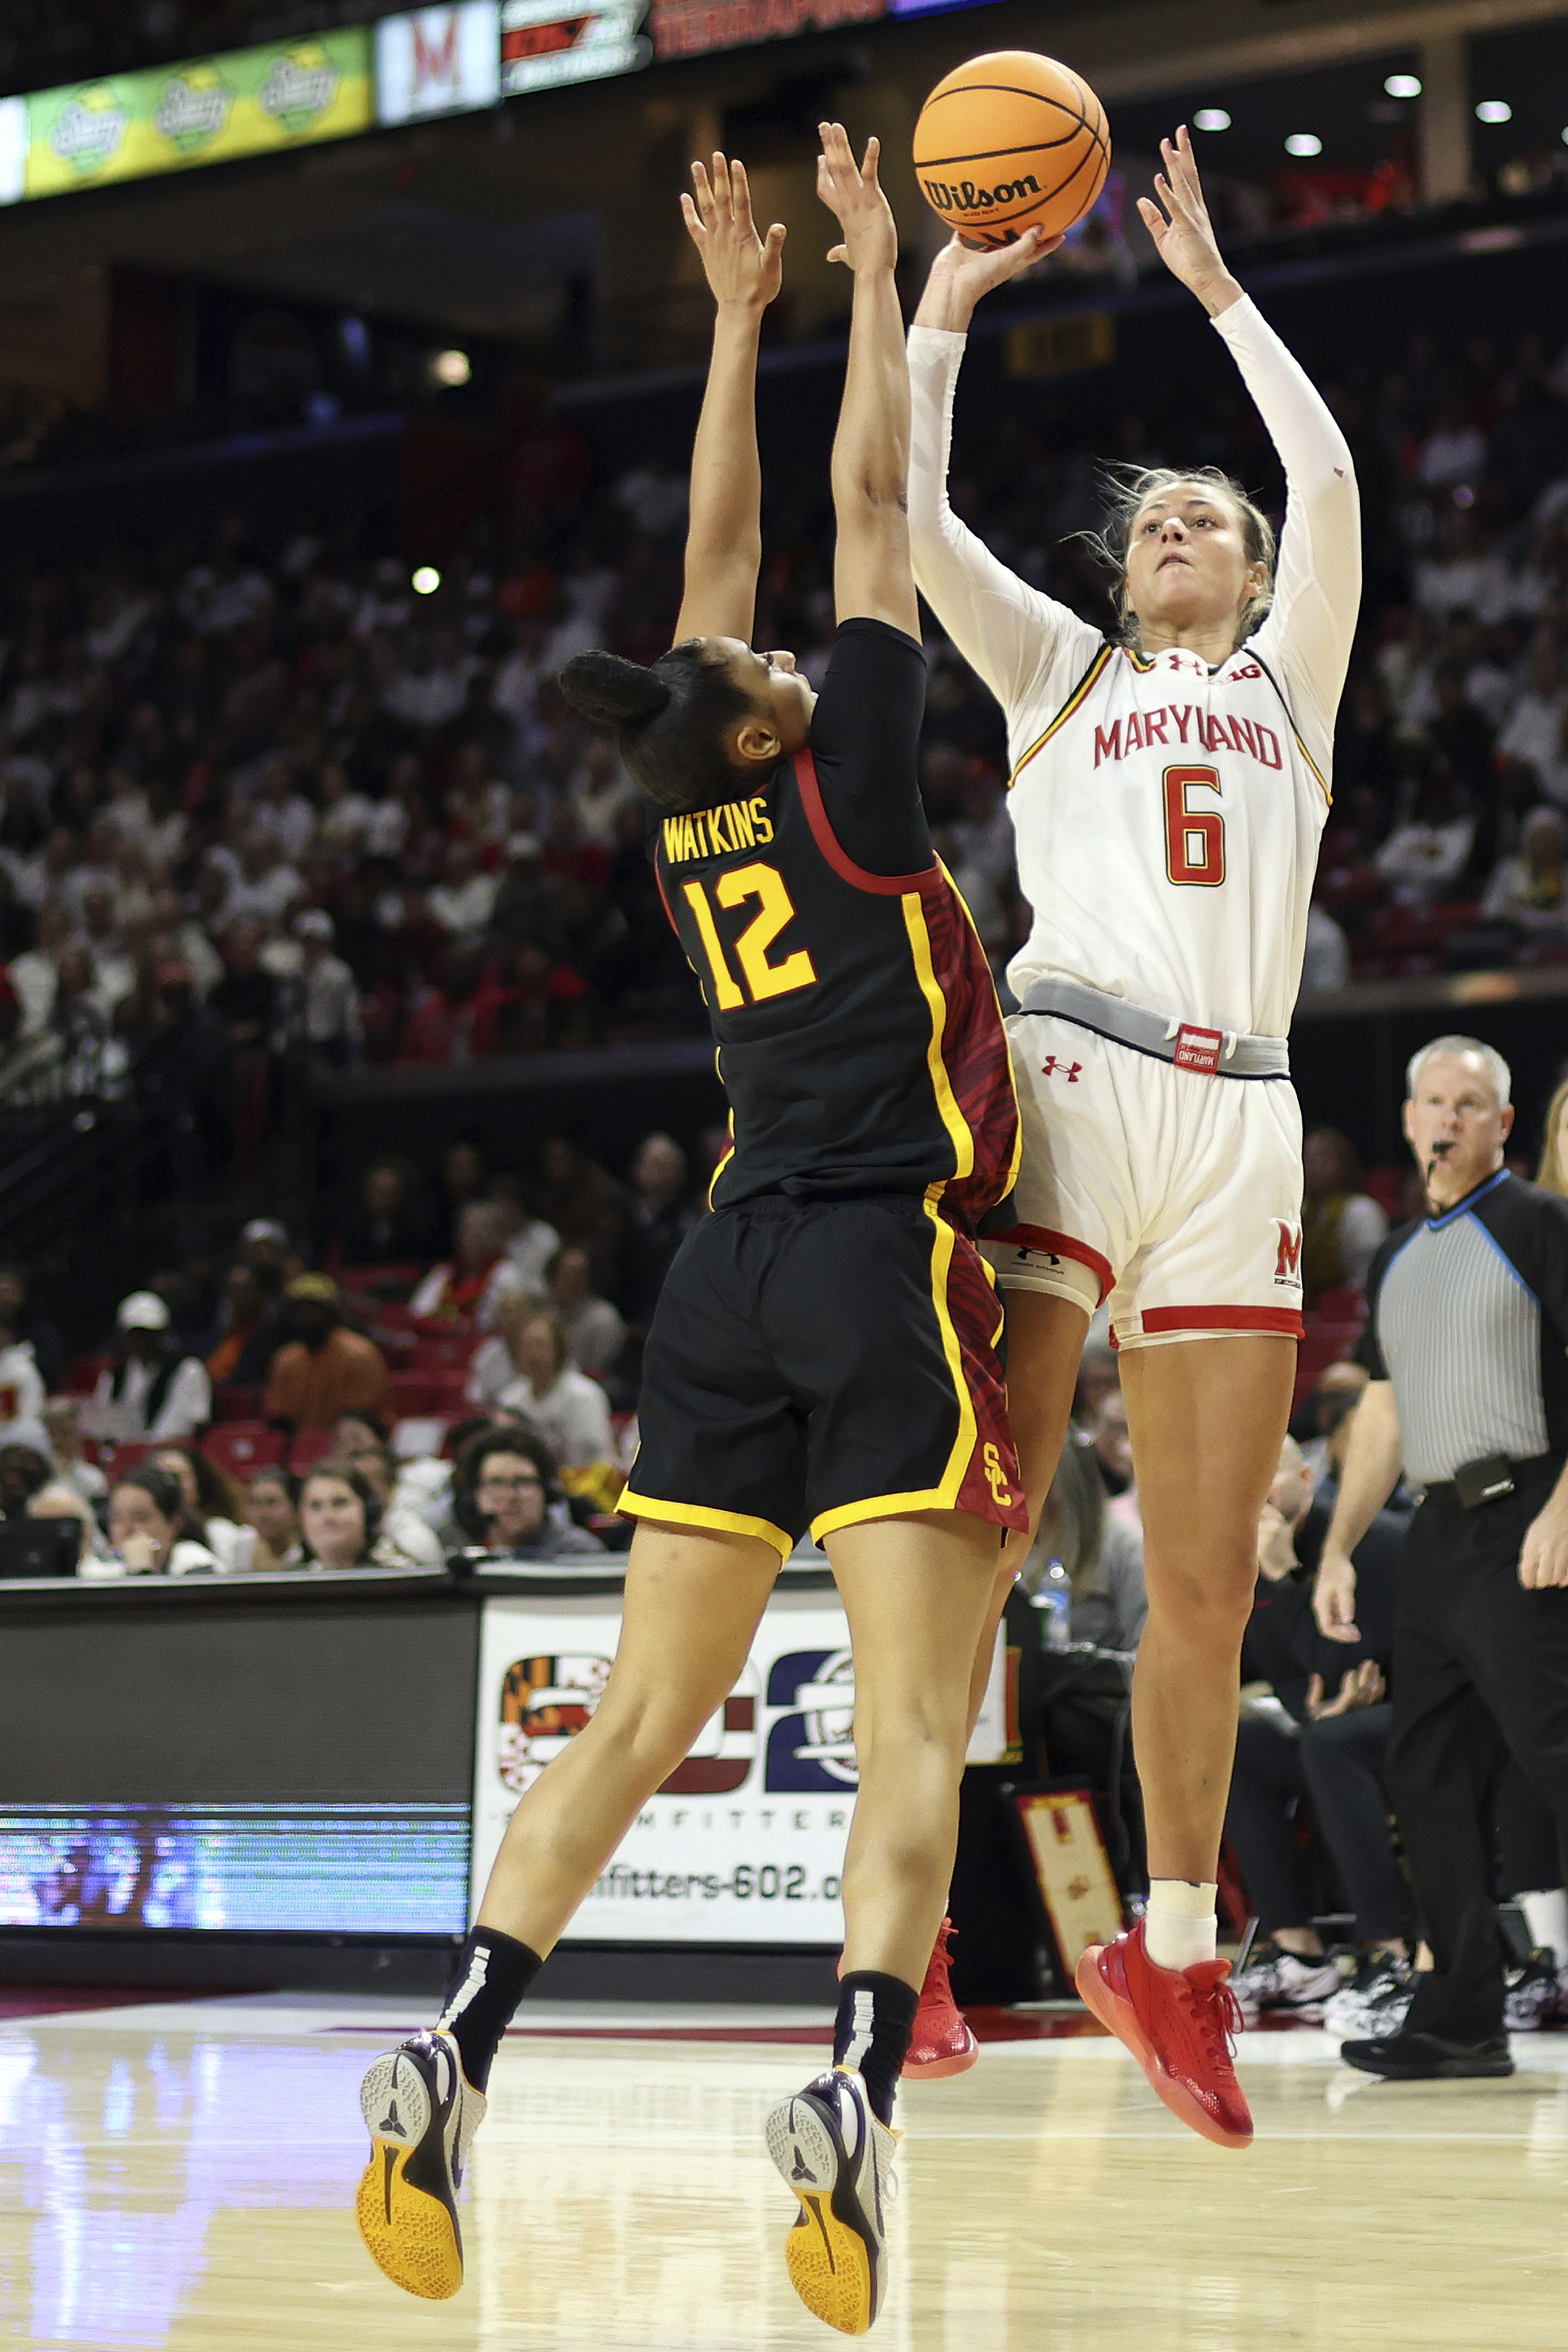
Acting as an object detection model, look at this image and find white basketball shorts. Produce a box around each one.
[983,1012,1305,1348]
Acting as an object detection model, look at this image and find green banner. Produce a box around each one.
[25,28,372,198]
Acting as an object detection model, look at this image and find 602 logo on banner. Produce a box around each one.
[495,1644,857,1796]
[471,1595,1011,1941]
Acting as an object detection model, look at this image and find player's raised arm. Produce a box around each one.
[672,154,785,647]
[904,226,1092,710]
[815,123,919,641]
[1142,126,1360,723]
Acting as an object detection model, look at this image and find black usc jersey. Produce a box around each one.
[653,620,1019,1235]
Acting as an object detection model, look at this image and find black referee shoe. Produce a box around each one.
[1339,2029,1514,2080]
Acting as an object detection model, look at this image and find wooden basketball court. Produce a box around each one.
[2,1993,1565,2349]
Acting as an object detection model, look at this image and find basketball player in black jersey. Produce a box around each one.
[355,126,1023,2337]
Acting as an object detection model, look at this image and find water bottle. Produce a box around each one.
[1034,1558,1072,1650]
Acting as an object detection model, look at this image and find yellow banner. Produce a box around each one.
[25,29,372,199]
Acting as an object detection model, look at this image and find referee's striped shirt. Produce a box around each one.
[1359,1171,1568,1484]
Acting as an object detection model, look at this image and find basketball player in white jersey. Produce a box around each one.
[908,128,1360,2146]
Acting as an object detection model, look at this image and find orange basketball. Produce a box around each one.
[913,52,1110,251]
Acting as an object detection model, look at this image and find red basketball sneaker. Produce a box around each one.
[902,1917,979,2079]
[1075,1920,1252,2149]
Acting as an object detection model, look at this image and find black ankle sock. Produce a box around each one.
[436,1927,542,2093]
[834,1971,919,2127]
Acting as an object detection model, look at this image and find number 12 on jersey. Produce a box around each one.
[682,862,820,1008]
[1164,763,1225,887]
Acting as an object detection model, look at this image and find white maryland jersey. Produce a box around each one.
[908,295,1360,1042]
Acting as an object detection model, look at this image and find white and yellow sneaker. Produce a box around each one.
[765,2065,897,2336]
[355,2029,486,2300]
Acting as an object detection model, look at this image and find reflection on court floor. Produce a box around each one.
[2,1996,1567,2349]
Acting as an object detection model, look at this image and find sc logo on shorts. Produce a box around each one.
[765,1649,858,1791]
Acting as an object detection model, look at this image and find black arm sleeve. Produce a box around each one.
[1481,1177,1568,1458]
[1501,1179,1568,1354]
[806,619,932,879]
[1354,1226,1409,1381]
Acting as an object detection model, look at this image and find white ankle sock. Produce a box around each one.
[1515,1887,1568,1961]
[1144,1881,1219,1971]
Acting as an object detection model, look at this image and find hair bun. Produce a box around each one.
[559,649,671,727]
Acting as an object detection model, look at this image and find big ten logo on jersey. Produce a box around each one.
[497,1654,612,1793]
[765,1648,858,1792]
[1274,1219,1304,1288]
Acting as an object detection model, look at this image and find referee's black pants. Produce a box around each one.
[1388,1459,1568,2043]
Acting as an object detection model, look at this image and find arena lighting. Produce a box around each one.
[1475,99,1513,123]
[1284,133,1323,157]
[412,565,441,594]
[1192,108,1230,132]
[1384,73,1422,99]
[433,346,471,385]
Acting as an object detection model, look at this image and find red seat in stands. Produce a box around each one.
[388,1371,440,1418]
[1292,1324,1362,1412]
[1363,1166,1407,1220]
[406,1331,478,1371]
[290,1429,338,1476]
[212,1386,263,1425]
[201,1424,286,1480]
[99,1440,167,1482]
[338,1264,426,1298]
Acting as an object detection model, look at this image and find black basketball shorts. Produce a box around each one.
[619,1193,1028,1560]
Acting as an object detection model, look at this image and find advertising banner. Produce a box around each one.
[24,29,373,201]
[376,1,502,123]
[647,0,881,62]
[0,99,25,205]
[472,1587,1013,1944]
[500,0,649,96]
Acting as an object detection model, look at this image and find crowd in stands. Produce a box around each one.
[0,1123,712,1580]
[3,310,1568,1134]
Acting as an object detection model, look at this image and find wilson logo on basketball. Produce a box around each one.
[921,172,1042,218]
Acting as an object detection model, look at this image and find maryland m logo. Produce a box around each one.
[1275,1220,1303,1284]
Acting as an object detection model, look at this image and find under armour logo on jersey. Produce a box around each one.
[1041,1055,1082,1082]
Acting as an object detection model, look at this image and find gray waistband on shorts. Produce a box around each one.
[1017,976,1291,1080]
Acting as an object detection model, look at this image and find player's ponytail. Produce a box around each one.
[559,650,670,727]
[560,642,755,811]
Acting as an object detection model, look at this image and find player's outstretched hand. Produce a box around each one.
[817,122,897,273]
[681,152,785,312]
[913,225,1063,333]
[1137,127,1242,318]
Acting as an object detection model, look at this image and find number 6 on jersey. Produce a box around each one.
[1163,762,1225,888]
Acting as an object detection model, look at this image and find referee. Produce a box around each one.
[1315,1032,1568,2078]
